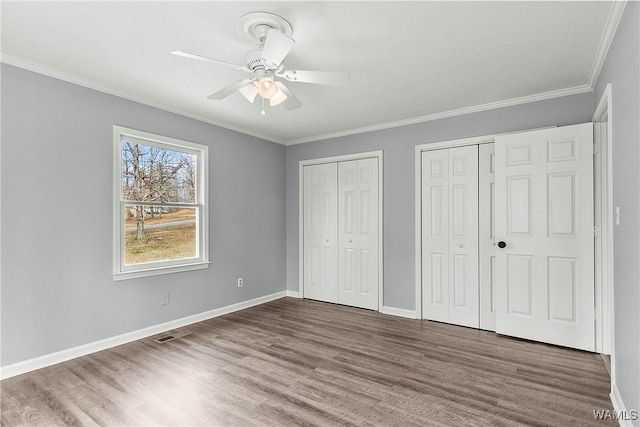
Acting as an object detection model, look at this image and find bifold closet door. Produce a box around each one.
[422,146,479,328]
[338,158,379,310]
[494,123,595,351]
[303,163,338,303]
[479,143,496,331]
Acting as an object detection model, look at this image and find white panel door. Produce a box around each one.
[422,146,479,327]
[495,123,595,351]
[338,158,379,310]
[479,143,496,331]
[448,145,479,328]
[303,163,338,303]
[421,149,450,322]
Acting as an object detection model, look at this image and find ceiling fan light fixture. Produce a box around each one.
[238,82,259,103]
[269,87,287,106]
[257,75,278,98]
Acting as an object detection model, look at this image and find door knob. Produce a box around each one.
[348,239,353,243]
[456,243,464,248]
[497,241,507,248]
[326,239,330,243]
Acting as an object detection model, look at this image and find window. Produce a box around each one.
[113,126,209,280]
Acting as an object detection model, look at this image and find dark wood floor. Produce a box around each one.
[1,298,614,426]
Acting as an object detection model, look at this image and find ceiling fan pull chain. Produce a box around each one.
[261,97,266,116]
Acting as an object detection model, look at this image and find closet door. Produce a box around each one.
[448,145,479,327]
[421,149,450,322]
[479,143,496,331]
[422,146,479,327]
[338,158,379,310]
[495,123,594,351]
[303,163,338,303]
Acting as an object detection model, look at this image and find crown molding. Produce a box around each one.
[586,0,627,89]
[0,54,286,146]
[3,0,626,151]
[284,1,628,146]
[285,84,593,145]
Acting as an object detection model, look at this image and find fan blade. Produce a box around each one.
[171,50,249,72]
[275,81,302,110]
[261,28,295,69]
[279,69,351,86]
[207,78,256,100]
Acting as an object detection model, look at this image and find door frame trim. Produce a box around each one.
[298,150,384,311]
[593,83,614,358]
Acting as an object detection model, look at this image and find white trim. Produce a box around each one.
[2,0,626,151]
[587,1,628,89]
[381,306,418,319]
[414,147,422,319]
[298,151,384,311]
[415,126,558,154]
[0,54,285,146]
[0,53,592,148]
[594,83,613,127]
[287,1,625,147]
[286,290,302,298]
[298,164,305,302]
[112,125,210,280]
[298,151,384,167]
[0,291,288,380]
[112,261,211,281]
[610,383,636,427]
[417,136,496,152]
[593,84,614,357]
[286,86,591,146]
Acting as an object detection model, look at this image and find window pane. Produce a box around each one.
[124,205,197,265]
[121,141,196,203]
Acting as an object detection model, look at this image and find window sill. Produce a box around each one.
[113,261,211,281]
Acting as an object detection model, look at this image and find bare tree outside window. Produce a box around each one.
[120,140,198,265]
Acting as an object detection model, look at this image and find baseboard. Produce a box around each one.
[285,290,302,298]
[600,353,611,377]
[0,290,287,380]
[610,382,639,427]
[381,305,418,319]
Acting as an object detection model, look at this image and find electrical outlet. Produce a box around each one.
[162,293,170,305]
[237,277,243,288]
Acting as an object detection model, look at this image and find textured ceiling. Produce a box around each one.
[1,1,618,145]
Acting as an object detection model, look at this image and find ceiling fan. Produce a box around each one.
[171,12,350,112]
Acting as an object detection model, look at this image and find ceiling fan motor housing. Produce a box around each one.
[245,48,266,71]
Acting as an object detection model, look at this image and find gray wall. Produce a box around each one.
[594,1,640,415]
[1,64,286,366]
[286,93,596,310]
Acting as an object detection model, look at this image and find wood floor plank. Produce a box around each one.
[1,298,614,426]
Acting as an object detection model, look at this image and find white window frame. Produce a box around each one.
[112,125,210,281]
